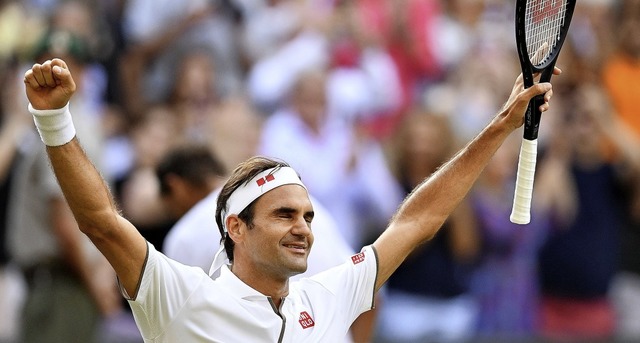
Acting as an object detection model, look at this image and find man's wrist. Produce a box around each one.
[28,103,76,146]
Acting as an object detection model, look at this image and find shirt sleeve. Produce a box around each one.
[306,245,379,322]
[123,243,208,340]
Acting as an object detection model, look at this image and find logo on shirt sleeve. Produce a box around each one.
[351,252,365,265]
[299,311,315,329]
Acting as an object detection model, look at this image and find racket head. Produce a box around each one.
[515,0,577,85]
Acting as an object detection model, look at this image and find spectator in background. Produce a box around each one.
[205,95,264,173]
[108,43,241,183]
[246,0,405,132]
[610,146,640,341]
[258,69,356,245]
[112,106,181,252]
[0,4,74,341]
[429,1,520,143]
[0,1,37,62]
[165,45,265,173]
[168,47,224,143]
[240,0,313,67]
[120,0,243,120]
[0,59,30,343]
[157,145,228,271]
[245,0,330,114]
[6,29,121,343]
[431,0,492,75]
[599,5,640,332]
[468,134,555,341]
[323,0,402,128]
[376,109,480,343]
[48,0,112,126]
[602,0,640,138]
[258,69,391,249]
[536,83,640,341]
[346,0,443,137]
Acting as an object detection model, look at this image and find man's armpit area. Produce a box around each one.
[369,245,380,309]
[119,242,150,301]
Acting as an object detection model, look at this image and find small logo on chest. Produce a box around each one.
[298,311,315,329]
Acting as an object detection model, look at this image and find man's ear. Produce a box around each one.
[226,215,244,243]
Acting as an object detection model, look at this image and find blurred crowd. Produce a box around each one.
[0,0,639,342]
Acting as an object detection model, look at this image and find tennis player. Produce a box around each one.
[23,58,556,342]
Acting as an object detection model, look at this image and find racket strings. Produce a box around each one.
[525,0,567,66]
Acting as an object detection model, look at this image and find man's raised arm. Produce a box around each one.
[24,59,147,297]
[372,71,558,291]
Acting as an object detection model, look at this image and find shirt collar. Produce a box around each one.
[217,264,284,302]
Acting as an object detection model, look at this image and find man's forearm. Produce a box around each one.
[46,138,117,235]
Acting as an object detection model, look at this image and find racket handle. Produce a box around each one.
[510,138,538,224]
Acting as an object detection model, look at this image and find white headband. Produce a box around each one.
[209,166,307,278]
[222,166,307,233]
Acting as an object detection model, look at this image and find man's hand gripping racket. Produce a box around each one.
[510,0,577,224]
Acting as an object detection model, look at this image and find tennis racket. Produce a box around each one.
[510,0,577,224]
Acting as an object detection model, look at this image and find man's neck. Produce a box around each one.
[230,263,290,306]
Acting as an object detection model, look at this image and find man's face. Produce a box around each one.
[239,185,315,280]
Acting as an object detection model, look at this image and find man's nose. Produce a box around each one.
[291,216,312,237]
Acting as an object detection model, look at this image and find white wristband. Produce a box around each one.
[28,103,76,146]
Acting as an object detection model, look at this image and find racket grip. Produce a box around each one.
[510,138,538,224]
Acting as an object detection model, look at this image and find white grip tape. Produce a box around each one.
[28,103,76,147]
[510,138,538,225]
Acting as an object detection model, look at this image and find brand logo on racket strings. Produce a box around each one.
[533,0,563,23]
[299,311,315,329]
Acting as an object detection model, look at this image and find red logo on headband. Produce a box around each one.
[256,174,275,187]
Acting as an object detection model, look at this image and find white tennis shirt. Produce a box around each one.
[123,243,378,342]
